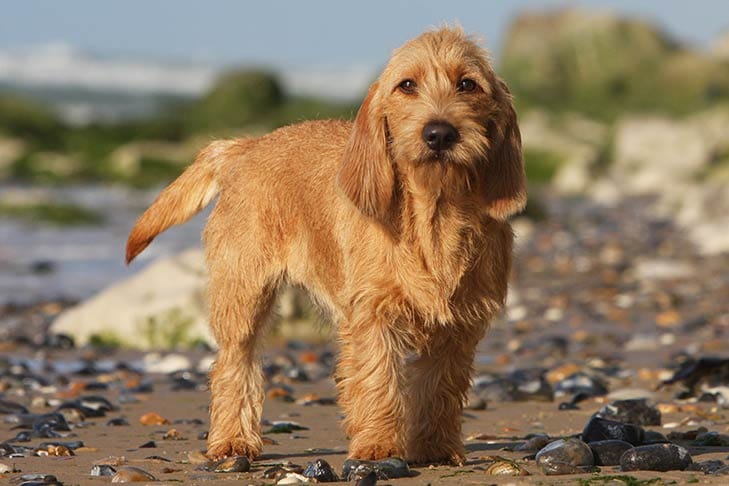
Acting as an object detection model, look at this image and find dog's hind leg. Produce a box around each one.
[204,242,280,460]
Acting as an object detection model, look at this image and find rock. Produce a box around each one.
[142,353,192,374]
[465,391,487,411]
[620,443,692,471]
[516,434,552,452]
[139,412,170,425]
[596,398,661,426]
[90,465,117,476]
[52,249,213,349]
[535,438,595,475]
[111,466,157,482]
[554,371,608,398]
[303,459,338,482]
[588,440,634,466]
[687,459,728,475]
[582,416,644,445]
[342,457,410,480]
[693,431,729,447]
[633,258,694,281]
[612,117,711,195]
[201,455,251,473]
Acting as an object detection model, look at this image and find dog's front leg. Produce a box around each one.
[337,319,409,460]
[403,327,483,465]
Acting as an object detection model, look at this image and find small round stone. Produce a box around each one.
[582,416,645,445]
[111,466,156,482]
[620,443,692,472]
[588,440,634,466]
[535,438,596,475]
[303,458,338,482]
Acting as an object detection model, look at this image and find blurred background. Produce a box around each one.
[1,1,728,350]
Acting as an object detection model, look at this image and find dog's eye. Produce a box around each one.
[457,78,478,92]
[398,79,417,94]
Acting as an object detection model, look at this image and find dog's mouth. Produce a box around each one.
[418,146,459,165]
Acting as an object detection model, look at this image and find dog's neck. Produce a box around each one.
[392,163,484,322]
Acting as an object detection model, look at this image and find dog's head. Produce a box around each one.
[337,27,526,225]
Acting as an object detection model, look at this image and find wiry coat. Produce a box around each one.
[126,27,526,464]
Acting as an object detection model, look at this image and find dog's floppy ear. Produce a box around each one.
[337,81,395,224]
[483,79,527,220]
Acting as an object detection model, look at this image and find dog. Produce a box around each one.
[126,26,526,465]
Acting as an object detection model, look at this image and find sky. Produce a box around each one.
[2,1,729,69]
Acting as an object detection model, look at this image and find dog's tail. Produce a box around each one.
[125,139,250,265]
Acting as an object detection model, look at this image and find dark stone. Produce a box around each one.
[620,443,692,471]
[106,417,129,426]
[642,430,669,444]
[588,440,634,466]
[692,431,729,447]
[596,398,661,426]
[516,434,552,452]
[582,416,645,445]
[0,398,29,415]
[686,459,727,475]
[139,441,156,448]
[554,371,608,398]
[535,438,596,475]
[303,459,339,482]
[90,464,117,476]
[342,457,410,480]
[200,456,251,473]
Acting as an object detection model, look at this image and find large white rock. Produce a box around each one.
[52,248,213,349]
[611,116,711,194]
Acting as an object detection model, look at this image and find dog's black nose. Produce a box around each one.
[422,121,458,151]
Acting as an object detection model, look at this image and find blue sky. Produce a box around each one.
[2,1,728,68]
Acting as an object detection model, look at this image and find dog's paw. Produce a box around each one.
[349,442,404,461]
[206,437,261,461]
[405,444,466,466]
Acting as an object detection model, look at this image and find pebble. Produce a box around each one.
[687,459,728,475]
[264,421,309,434]
[111,466,157,482]
[142,353,191,374]
[620,443,692,471]
[693,431,729,446]
[107,417,129,426]
[303,458,338,482]
[581,416,645,445]
[515,434,552,452]
[139,412,169,425]
[588,440,634,466]
[465,391,487,410]
[350,465,378,485]
[0,462,11,473]
[201,455,251,473]
[277,472,311,484]
[596,398,661,426]
[342,457,410,480]
[90,464,117,476]
[262,464,305,480]
[535,438,596,475]
[554,371,608,398]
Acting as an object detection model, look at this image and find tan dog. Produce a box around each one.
[126,27,525,465]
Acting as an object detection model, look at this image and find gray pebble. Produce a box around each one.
[588,439,633,466]
[620,443,692,472]
[535,438,596,475]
